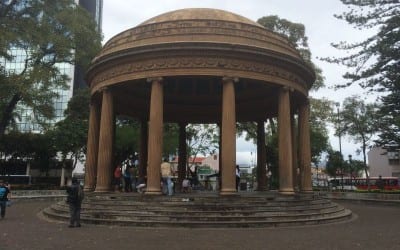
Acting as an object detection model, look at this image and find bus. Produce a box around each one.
[328,177,400,191]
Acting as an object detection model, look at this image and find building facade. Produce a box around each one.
[368,147,400,178]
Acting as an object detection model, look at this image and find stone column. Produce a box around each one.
[218,124,222,190]
[177,122,187,191]
[299,100,313,192]
[138,120,148,178]
[95,88,115,192]
[220,76,237,195]
[145,77,163,195]
[84,99,100,191]
[291,112,299,191]
[278,87,294,195]
[256,120,267,191]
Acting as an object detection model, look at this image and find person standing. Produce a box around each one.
[0,180,10,219]
[113,165,122,191]
[123,166,132,192]
[66,177,84,228]
[236,165,241,191]
[161,158,174,196]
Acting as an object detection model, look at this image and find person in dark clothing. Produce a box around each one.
[236,165,241,191]
[66,177,84,228]
[0,179,10,219]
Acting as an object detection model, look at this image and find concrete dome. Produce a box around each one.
[94,8,304,65]
[139,8,263,27]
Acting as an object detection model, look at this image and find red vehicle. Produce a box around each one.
[329,177,400,191]
[354,177,400,191]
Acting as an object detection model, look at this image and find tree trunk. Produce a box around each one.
[362,141,370,191]
[0,93,21,135]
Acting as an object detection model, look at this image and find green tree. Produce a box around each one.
[325,150,344,181]
[257,15,325,90]
[309,98,332,164]
[323,1,400,145]
[0,0,102,135]
[186,124,219,164]
[339,96,379,181]
[49,88,90,170]
[345,158,364,179]
[237,99,331,168]
[114,120,180,163]
[115,118,140,163]
[376,89,400,146]
[0,132,57,175]
[163,123,179,158]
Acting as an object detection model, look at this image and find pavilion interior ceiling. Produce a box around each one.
[110,76,304,123]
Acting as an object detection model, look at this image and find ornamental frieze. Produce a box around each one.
[101,20,297,57]
[91,56,307,90]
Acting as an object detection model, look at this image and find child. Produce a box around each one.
[182,178,191,193]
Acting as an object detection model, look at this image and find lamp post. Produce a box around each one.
[348,154,353,190]
[335,103,344,191]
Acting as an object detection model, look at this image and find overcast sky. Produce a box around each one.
[101,0,374,164]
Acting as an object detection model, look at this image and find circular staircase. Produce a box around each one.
[41,192,353,228]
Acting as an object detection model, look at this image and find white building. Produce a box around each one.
[368,147,400,178]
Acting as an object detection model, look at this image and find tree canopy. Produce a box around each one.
[325,0,399,90]
[323,1,400,146]
[49,88,90,169]
[0,0,102,135]
[336,96,379,178]
[309,98,332,164]
[257,15,325,90]
[186,124,219,161]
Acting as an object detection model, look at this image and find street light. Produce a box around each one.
[348,154,353,190]
[335,102,344,191]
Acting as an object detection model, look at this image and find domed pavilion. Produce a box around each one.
[84,8,315,195]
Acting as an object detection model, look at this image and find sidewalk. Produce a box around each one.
[1,199,400,250]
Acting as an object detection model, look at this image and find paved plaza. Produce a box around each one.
[0,200,399,250]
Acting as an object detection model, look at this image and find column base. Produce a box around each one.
[94,186,112,192]
[145,190,162,195]
[300,189,314,193]
[83,186,95,192]
[279,188,295,195]
[145,187,162,195]
[219,188,238,195]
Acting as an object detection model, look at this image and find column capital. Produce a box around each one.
[146,77,163,83]
[281,86,294,92]
[222,76,239,83]
[98,86,110,93]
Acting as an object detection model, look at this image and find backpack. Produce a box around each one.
[0,186,7,200]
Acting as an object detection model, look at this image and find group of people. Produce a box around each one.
[114,155,141,192]
[112,157,242,194]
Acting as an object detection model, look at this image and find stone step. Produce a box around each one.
[48,205,345,221]
[52,201,338,215]
[50,201,341,217]
[41,207,352,228]
[41,193,353,228]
